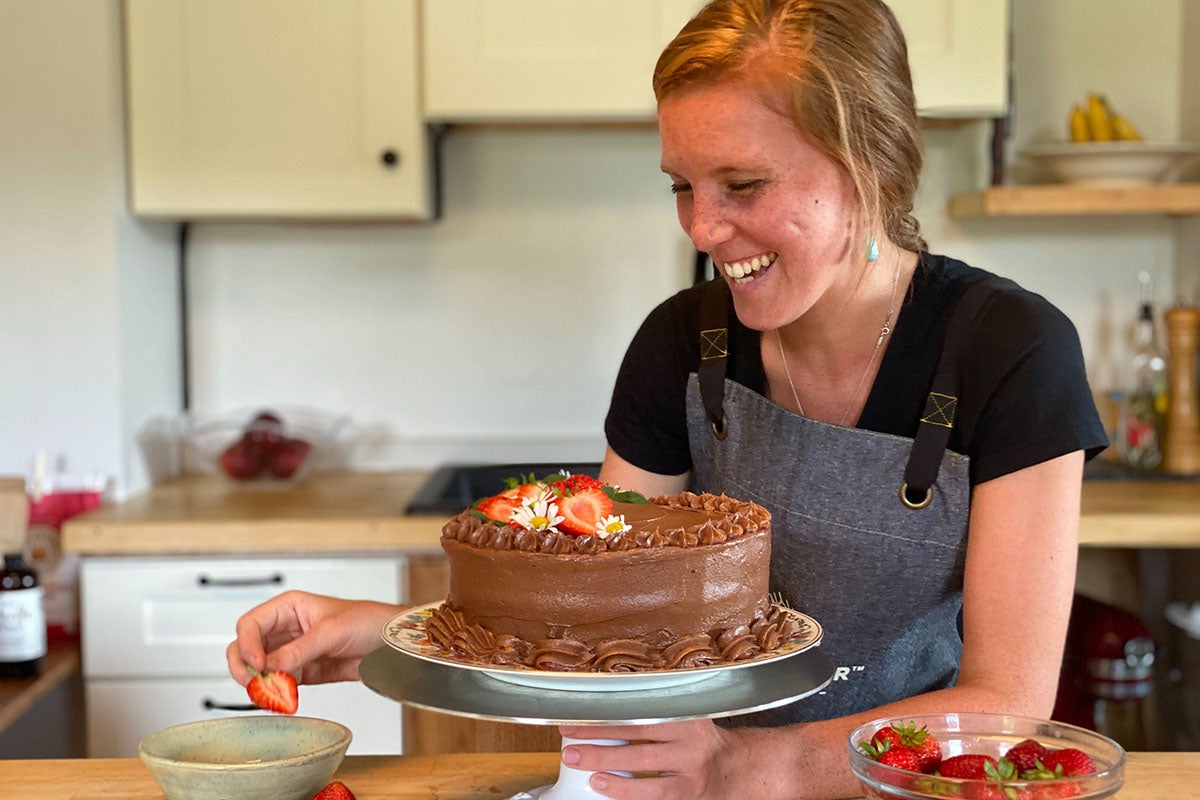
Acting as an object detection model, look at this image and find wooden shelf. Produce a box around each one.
[0,640,80,734]
[948,183,1200,218]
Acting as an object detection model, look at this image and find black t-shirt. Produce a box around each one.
[605,252,1108,485]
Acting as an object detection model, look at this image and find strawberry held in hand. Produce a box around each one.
[245,665,299,715]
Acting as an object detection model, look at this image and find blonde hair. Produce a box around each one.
[654,0,925,252]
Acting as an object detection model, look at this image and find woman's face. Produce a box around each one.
[658,80,863,332]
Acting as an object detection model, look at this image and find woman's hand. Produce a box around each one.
[226,590,404,687]
[558,721,781,800]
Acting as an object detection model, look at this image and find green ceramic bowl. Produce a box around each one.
[138,716,352,800]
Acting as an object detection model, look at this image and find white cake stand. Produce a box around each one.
[359,609,834,800]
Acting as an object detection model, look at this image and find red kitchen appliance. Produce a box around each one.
[1053,593,1156,749]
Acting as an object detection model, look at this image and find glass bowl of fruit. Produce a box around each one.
[181,407,350,488]
[847,713,1125,800]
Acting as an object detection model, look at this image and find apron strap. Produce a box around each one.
[900,277,1007,509]
[698,280,732,439]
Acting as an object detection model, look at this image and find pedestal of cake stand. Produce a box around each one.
[359,645,834,800]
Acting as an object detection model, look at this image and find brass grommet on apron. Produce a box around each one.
[711,417,728,440]
[899,481,934,510]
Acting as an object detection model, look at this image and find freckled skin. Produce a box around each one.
[657,81,864,334]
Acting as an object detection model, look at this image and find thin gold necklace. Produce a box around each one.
[775,252,902,425]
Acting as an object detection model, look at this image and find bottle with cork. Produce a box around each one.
[1163,300,1200,475]
[0,477,45,678]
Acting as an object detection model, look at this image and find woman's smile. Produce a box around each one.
[721,251,778,284]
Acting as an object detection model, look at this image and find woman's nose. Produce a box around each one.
[685,197,733,252]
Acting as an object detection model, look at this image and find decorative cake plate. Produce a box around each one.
[381,602,823,692]
[362,606,834,800]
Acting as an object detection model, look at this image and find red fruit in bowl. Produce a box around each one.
[938,754,997,780]
[877,745,924,773]
[245,410,285,450]
[268,437,311,479]
[1040,748,1095,777]
[1005,738,1051,773]
[219,438,263,480]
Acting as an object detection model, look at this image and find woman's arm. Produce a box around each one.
[564,450,1085,800]
[600,445,690,497]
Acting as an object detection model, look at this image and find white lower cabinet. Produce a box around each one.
[80,555,406,757]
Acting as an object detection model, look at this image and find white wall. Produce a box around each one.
[0,1,179,496]
[1,0,1193,495]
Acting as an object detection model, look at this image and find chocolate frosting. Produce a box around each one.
[427,492,790,672]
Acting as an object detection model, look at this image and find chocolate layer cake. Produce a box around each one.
[426,490,790,672]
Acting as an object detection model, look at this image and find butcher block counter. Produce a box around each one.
[59,469,1200,554]
[2,752,1198,799]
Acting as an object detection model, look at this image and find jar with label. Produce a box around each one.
[0,552,46,678]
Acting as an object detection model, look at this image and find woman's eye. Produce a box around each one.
[728,179,764,193]
[669,182,691,195]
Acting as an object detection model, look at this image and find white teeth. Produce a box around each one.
[723,252,777,282]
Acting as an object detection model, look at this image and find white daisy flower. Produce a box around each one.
[510,490,563,532]
[595,514,631,538]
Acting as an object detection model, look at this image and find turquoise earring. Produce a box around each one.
[867,236,879,263]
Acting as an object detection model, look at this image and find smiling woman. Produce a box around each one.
[224,3,1107,798]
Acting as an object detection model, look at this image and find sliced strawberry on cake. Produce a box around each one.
[556,486,614,535]
[475,482,542,525]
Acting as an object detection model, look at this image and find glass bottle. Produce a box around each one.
[0,552,46,678]
[1117,274,1168,470]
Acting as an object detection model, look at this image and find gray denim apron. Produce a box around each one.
[688,278,1002,724]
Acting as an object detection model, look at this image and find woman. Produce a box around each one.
[229,1,1106,797]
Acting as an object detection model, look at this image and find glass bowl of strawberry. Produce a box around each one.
[847,712,1125,799]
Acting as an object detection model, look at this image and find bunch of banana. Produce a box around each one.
[1069,93,1143,142]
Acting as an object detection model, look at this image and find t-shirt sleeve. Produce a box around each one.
[958,287,1109,485]
[603,293,696,477]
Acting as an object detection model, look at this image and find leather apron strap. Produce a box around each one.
[900,278,1007,508]
[698,279,733,439]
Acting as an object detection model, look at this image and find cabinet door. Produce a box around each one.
[80,556,405,677]
[124,0,432,219]
[422,0,706,121]
[889,0,1009,118]
[424,0,1006,122]
[86,677,403,757]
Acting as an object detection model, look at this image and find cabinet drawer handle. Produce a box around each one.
[203,698,259,712]
[197,573,284,588]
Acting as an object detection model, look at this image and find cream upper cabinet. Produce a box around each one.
[421,0,705,122]
[889,0,1009,118]
[123,0,433,220]
[422,0,1007,122]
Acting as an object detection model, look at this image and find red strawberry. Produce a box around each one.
[868,726,905,752]
[476,483,542,525]
[245,665,298,715]
[898,722,942,772]
[553,474,605,494]
[311,780,356,800]
[556,486,613,535]
[1039,748,1094,777]
[1005,738,1051,773]
[964,759,1028,800]
[938,754,997,780]
[1030,783,1083,800]
[878,745,924,773]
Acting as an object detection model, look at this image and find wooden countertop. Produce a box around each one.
[60,470,1200,556]
[1,751,1196,799]
[61,471,446,556]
